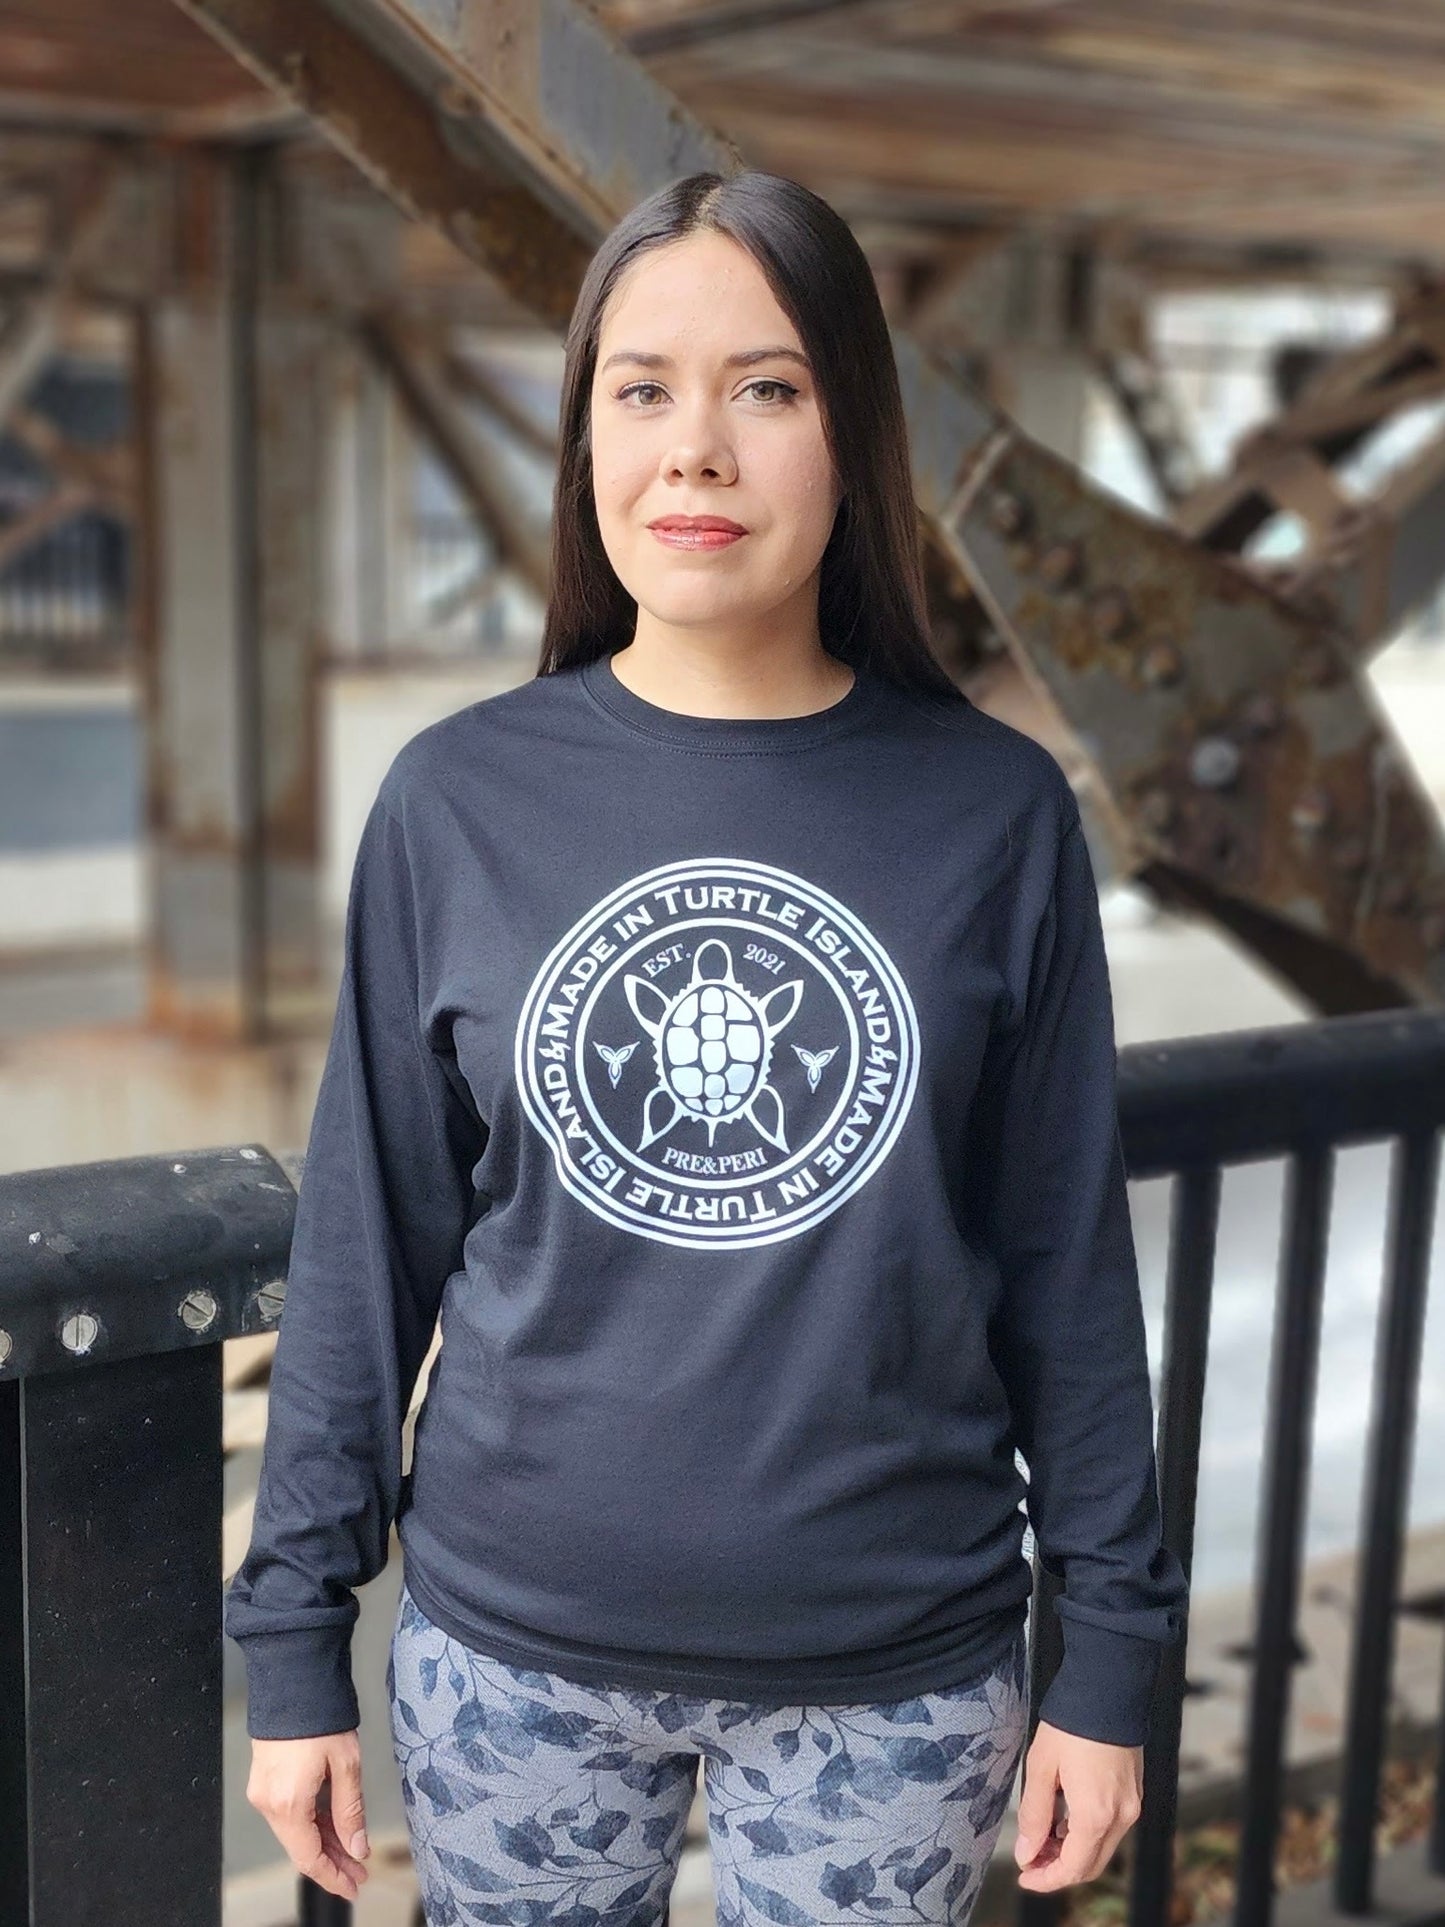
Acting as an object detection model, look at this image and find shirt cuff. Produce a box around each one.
[1035,1615,1166,1747]
[235,1625,361,1741]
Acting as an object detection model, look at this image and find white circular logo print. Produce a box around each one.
[515,857,921,1249]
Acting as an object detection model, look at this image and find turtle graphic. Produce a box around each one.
[623,937,804,1152]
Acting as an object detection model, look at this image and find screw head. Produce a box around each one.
[257,1280,288,1323]
[181,1288,218,1333]
[60,1312,100,1356]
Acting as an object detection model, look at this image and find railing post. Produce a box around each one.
[1131,1161,1220,1927]
[0,1144,297,1927]
[1336,1126,1441,1913]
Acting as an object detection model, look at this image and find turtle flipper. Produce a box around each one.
[758,978,804,1037]
[623,973,669,1037]
[747,1084,789,1153]
[637,1085,688,1153]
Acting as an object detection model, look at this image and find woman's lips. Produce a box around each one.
[649,525,747,550]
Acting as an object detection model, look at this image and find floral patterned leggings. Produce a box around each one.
[388,1576,1031,1927]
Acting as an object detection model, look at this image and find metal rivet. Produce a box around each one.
[28,1230,41,1244]
[258,1281,288,1323]
[436,79,476,119]
[1038,541,1083,592]
[240,1147,261,1161]
[181,1289,218,1333]
[61,1313,100,1356]
[988,491,1028,538]
[1139,789,1175,832]
[1300,642,1338,687]
[0,1331,11,1367]
[1141,643,1182,688]
[1291,789,1332,834]
[1089,587,1132,640]
[172,1161,187,1175]
[281,50,311,96]
[1190,737,1242,789]
[1240,692,1282,735]
[1329,834,1368,873]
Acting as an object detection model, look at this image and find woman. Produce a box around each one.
[227,168,1188,1925]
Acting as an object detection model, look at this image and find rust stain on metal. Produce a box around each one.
[172,0,593,329]
[946,436,1445,1003]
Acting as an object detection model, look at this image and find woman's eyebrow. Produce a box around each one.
[598,346,811,374]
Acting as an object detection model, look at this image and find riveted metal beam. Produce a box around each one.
[138,146,326,1042]
[357,310,553,598]
[911,412,1445,1009]
[1173,281,1445,655]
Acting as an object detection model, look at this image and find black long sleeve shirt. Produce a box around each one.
[225,651,1188,1746]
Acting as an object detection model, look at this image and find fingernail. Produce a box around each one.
[352,1830,369,1858]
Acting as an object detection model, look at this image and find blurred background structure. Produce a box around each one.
[1,5,1444,1925]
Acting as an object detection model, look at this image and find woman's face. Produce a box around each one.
[589,229,843,643]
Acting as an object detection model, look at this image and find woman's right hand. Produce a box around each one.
[246,1731,372,1901]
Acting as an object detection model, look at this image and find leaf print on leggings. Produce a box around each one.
[389,1577,1029,1925]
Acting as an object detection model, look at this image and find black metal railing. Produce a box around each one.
[1,1006,1443,1927]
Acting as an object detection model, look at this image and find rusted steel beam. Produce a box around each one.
[0,154,135,425]
[0,482,93,570]
[906,402,1445,1010]
[358,311,553,598]
[8,403,135,516]
[169,0,1445,1011]
[442,343,557,462]
[167,0,633,330]
[1172,281,1445,655]
[1090,345,1202,508]
[139,147,326,1043]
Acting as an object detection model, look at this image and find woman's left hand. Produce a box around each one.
[1013,1719,1144,1891]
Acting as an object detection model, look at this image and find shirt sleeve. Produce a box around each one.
[224,782,482,1740]
[972,789,1189,1747]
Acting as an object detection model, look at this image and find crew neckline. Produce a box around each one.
[579,650,881,754]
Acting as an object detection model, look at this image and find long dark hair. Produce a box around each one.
[538,168,966,705]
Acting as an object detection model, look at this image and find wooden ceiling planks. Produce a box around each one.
[600,0,1445,269]
[4,0,1445,273]
[0,0,284,132]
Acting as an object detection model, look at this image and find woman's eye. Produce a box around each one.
[615,379,798,407]
[744,379,797,405]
